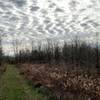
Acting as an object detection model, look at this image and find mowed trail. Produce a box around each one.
[0,65,46,100]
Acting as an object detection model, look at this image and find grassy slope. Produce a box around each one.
[0,65,47,100]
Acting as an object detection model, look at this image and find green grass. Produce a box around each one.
[0,65,49,100]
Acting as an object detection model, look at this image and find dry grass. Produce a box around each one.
[19,64,100,100]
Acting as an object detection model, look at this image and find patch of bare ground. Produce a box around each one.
[19,63,100,100]
[0,64,6,78]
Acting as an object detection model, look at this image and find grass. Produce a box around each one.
[0,65,50,100]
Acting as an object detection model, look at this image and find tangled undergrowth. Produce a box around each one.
[19,64,100,100]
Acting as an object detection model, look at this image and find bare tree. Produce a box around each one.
[54,42,61,65]
[0,35,3,66]
[95,32,99,69]
[45,40,54,65]
[73,35,80,66]
[12,38,21,64]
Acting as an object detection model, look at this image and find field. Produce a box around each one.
[0,65,56,100]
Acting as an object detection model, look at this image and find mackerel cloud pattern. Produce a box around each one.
[0,0,100,53]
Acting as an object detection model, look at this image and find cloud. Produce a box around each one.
[0,0,100,54]
[10,0,26,7]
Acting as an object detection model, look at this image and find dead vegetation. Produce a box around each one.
[19,64,100,100]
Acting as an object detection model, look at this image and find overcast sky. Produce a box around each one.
[0,0,100,55]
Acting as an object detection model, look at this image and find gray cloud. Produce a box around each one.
[10,0,26,7]
[30,6,40,11]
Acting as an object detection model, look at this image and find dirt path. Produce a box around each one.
[0,65,46,100]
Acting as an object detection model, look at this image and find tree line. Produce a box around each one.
[4,39,99,69]
[0,35,100,69]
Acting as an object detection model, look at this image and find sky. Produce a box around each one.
[0,0,100,55]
